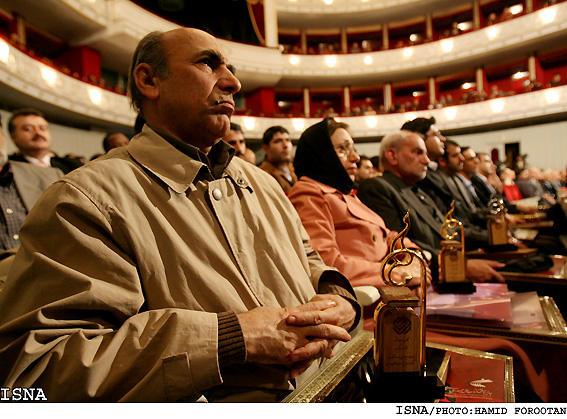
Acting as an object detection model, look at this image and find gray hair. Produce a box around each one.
[380,130,413,167]
[128,31,169,115]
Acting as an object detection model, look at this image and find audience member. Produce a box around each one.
[8,108,82,174]
[457,147,486,210]
[548,72,563,87]
[500,168,523,202]
[223,122,255,164]
[243,147,256,164]
[401,118,492,249]
[488,84,503,99]
[0,28,358,402]
[0,114,63,252]
[103,132,130,153]
[516,167,555,205]
[289,119,429,330]
[258,126,297,192]
[358,131,504,283]
[470,151,499,207]
[353,155,377,189]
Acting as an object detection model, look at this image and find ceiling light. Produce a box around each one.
[461,82,476,90]
[512,71,528,80]
[88,87,102,105]
[441,40,453,53]
[0,40,9,63]
[41,67,57,87]
[444,107,457,120]
[545,90,559,103]
[487,26,499,39]
[292,119,305,131]
[403,47,413,57]
[457,21,473,31]
[325,55,337,67]
[412,91,426,97]
[323,0,333,4]
[243,117,255,130]
[540,7,556,24]
[490,99,504,113]
[409,34,419,42]
[509,4,523,15]
[364,55,372,65]
[366,116,377,128]
[289,55,300,65]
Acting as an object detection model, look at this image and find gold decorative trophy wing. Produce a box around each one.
[374,211,427,375]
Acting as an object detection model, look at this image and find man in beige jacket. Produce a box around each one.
[0,28,358,402]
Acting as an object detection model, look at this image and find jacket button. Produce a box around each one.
[212,189,222,200]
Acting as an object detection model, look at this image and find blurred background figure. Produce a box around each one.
[103,132,130,153]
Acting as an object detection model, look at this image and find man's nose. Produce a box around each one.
[220,67,241,94]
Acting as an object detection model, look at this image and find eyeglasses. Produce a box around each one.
[335,142,358,157]
[427,130,443,138]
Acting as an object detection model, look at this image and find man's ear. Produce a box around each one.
[385,148,397,166]
[262,144,269,154]
[135,64,160,100]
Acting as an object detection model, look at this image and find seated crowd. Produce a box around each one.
[0,29,566,403]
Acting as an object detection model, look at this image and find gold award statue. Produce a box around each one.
[437,200,475,293]
[374,211,427,376]
[371,211,446,402]
[487,196,509,246]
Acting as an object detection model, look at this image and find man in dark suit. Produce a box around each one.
[471,152,499,207]
[358,130,504,282]
[8,108,82,174]
[401,118,493,249]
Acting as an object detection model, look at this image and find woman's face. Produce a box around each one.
[330,128,360,181]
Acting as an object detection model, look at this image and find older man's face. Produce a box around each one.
[155,29,241,151]
[395,133,430,184]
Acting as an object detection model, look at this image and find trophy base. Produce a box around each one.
[369,373,446,402]
[433,281,477,294]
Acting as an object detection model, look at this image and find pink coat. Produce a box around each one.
[289,176,402,289]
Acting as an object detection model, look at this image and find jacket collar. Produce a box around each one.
[127,126,241,194]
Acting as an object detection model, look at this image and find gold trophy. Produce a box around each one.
[487,196,509,247]
[437,201,475,294]
[371,211,445,402]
